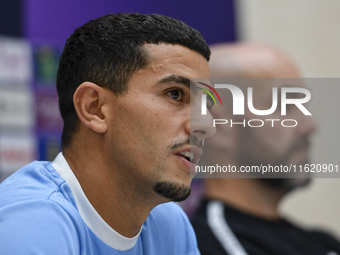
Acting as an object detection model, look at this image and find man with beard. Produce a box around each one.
[0,13,216,254]
[191,43,340,255]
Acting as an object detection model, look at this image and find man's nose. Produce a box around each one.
[188,102,216,141]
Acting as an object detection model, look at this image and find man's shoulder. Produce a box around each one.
[0,196,84,254]
[286,220,340,251]
[0,160,73,208]
[0,159,81,228]
[0,161,87,254]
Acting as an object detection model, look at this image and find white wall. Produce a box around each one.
[236,0,340,238]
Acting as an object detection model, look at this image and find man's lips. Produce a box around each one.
[174,146,203,165]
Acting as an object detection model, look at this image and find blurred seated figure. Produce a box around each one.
[191,43,340,255]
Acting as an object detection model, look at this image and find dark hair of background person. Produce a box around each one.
[57,13,210,148]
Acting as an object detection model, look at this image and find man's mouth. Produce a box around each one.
[178,151,194,162]
[175,147,203,165]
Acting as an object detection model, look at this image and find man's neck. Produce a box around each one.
[63,146,159,238]
[203,159,285,220]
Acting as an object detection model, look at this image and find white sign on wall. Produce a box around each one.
[0,37,32,83]
[0,89,35,128]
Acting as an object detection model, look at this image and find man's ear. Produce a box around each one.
[73,82,109,133]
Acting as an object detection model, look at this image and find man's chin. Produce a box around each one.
[261,157,313,192]
[153,181,191,202]
[260,177,311,192]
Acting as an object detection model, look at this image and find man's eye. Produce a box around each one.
[167,89,183,101]
[207,98,214,111]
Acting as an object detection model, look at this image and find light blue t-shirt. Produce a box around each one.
[0,153,200,255]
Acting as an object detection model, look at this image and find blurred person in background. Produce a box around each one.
[191,43,340,255]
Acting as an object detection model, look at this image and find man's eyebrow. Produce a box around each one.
[157,75,198,94]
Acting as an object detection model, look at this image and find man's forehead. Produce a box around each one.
[143,43,209,73]
[143,43,182,56]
